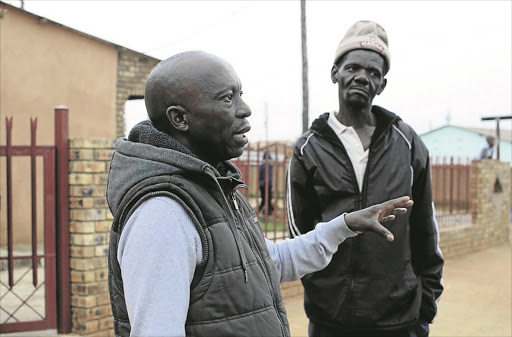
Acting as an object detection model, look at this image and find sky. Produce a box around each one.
[7,0,512,141]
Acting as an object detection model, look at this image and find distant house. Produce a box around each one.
[420,125,512,164]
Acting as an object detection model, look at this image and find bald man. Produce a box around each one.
[106,51,413,337]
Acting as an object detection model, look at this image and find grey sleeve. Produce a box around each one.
[266,214,357,283]
[117,196,202,337]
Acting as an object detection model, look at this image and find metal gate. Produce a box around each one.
[0,108,70,333]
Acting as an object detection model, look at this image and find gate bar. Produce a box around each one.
[55,106,71,333]
[6,117,14,289]
[281,143,288,238]
[272,144,278,238]
[44,147,58,327]
[31,118,38,287]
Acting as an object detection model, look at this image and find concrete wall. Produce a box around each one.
[0,4,117,245]
[0,4,159,245]
[0,4,118,145]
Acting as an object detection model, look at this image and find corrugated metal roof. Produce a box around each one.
[458,126,512,142]
[421,125,512,143]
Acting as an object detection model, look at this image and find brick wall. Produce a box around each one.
[439,160,511,259]
[69,139,115,336]
[115,49,160,138]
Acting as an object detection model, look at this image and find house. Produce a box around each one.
[0,1,160,245]
[420,125,512,164]
[0,2,165,334]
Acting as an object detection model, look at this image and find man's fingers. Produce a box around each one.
[391,208,407,215]
[372,222,394,241]
[380,196,414,212]
[390,196,413,208]
[381,215,395,222]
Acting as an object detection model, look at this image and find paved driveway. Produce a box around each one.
[285,243,512,337]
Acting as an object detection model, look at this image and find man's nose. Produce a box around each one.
[354,70,369,84]
[236,100,252,118]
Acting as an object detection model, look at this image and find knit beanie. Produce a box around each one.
[334,20,390,72]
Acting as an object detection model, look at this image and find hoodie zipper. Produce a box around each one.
[317,133,361,320]
[230,191,287,337]
[316,114,400,319]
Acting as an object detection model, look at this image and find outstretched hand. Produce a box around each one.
[344,196,414,242]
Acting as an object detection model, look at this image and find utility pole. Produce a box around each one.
[301,0,309,134]
[481,115,512,160]
[264,102,269,144]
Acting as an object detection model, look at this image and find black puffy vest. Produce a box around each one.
[108,170,290,336]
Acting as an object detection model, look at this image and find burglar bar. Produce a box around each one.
[31,118,38,287]
[6,117,14,289]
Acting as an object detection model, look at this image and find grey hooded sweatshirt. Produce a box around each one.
[106,121,356,336]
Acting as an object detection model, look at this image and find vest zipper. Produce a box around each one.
[210,169,286,336]
[230,191,287,337]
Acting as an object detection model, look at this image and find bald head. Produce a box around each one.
[145,51,232,133]
[142,51,251,165]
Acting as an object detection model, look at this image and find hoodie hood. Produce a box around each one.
[106,120,242,217]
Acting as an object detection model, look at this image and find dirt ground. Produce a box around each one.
[285,243,512,337]
[3,244,510,337]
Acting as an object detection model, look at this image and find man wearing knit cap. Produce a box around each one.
[287,21,444,336]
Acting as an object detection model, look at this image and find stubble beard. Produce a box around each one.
[346,93,370,110]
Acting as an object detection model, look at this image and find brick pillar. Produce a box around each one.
[441,159,511,258]
[69,139,115,336]
[472,160,511,228]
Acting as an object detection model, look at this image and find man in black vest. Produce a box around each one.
[287,21,444,337]
[107,50,413,337]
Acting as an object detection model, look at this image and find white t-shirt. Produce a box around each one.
[327,112,369,192]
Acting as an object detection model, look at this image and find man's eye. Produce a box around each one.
[224,93,233,102]
[240,91,243,97]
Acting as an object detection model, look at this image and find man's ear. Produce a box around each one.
[331,65,339,83]
[166,105,189,132]
[377,78,387,95]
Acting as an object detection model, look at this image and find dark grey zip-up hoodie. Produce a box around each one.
[107,121,289,337]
